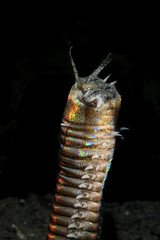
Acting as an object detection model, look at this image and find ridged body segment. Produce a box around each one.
[47,54,121,239]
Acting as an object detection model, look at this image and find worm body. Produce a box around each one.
[47,53,121,239]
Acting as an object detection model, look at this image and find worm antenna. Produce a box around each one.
[69,47,79,82]
[103,74,111,83]
[87,53,112,82]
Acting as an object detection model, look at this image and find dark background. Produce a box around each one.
[0,4,159,202]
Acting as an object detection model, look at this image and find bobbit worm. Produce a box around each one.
[47,51,121,240]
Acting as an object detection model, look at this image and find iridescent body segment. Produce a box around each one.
[47,53,121,239]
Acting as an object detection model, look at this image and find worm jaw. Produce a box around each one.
[76,80,118,109]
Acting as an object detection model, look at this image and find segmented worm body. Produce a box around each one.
[47,52,121,239]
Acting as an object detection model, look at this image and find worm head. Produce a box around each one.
[63,51,121,125]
